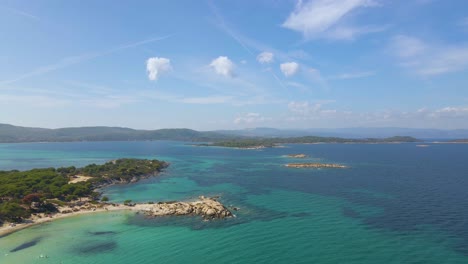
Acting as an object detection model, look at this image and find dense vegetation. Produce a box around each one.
[201,136,421,148]
[0,159,167,223]
[0,124,234,143]
[0,124,423,146]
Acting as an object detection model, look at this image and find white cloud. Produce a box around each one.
[210,56,235,77]
[234,112,271,124]
[280,62,300,77]
[146,57,172,81]
[257,52,274,64]
[390,35,468,76]
[282,0,380,40]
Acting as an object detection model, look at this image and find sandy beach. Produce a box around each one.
[0,204,131,237]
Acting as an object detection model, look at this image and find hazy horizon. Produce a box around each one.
[1,1,468,130]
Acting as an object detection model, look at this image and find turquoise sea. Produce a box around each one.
[0,141,468,263]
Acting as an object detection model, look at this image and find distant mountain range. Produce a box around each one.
[0,124,233,143]
[0,123,466,143]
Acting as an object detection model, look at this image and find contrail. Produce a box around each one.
[0,35,172,86]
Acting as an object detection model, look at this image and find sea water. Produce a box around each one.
[0,141,467,263]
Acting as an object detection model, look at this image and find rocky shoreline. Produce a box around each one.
[0,196,234,236]
[285,163,348,169]
[134,196,233,220]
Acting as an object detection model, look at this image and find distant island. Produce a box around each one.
[285,154,308,158]
[447,139,468,143]
[197,136,421,149]
[0,159,233,235]
[285,163,348,169]
[0,124,422,145]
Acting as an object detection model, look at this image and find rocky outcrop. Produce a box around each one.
[285,163,348,169]
[133,196,233,220]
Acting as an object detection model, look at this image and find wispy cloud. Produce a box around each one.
[0,6,40,20]
[390,35,468,76]
[207,0,254,55]
[206,0,328,91]
[234,112,272,125]
[329,71,376,80]
[284,100,468,129]
[0,94,70,108]
[282,0,383,40]
[285,81,311,92]
[179,95,234,104]
[80,95,139,109]
[0,35,171,86]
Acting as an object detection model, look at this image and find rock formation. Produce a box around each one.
[133,196,233,220]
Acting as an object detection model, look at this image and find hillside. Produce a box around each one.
[0,124,233,143]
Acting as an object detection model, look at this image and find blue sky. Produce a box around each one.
[1,0,468,130]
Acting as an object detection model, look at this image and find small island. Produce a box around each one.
[447,139,468,143]
[0,159,233,235]
[285,154,308,158]
[285,163,348,169]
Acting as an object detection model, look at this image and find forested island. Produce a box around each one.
[197,136,421,149]
[0,159,168,224]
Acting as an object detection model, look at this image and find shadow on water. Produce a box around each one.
[74,241,118,254]
[10,236,43,252]
[290,212,312,218]
[87,231,118,236]
[342,207,361,219]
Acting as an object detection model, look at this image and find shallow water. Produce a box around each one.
[0,141,467,263]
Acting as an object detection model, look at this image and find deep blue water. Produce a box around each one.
[0,141,468,263]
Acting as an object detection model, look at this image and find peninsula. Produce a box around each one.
[0,159,233,235]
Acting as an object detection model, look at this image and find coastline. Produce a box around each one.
[0,196,233,237]
[0,204,130,237]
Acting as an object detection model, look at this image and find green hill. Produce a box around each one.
[0,124,232,143]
